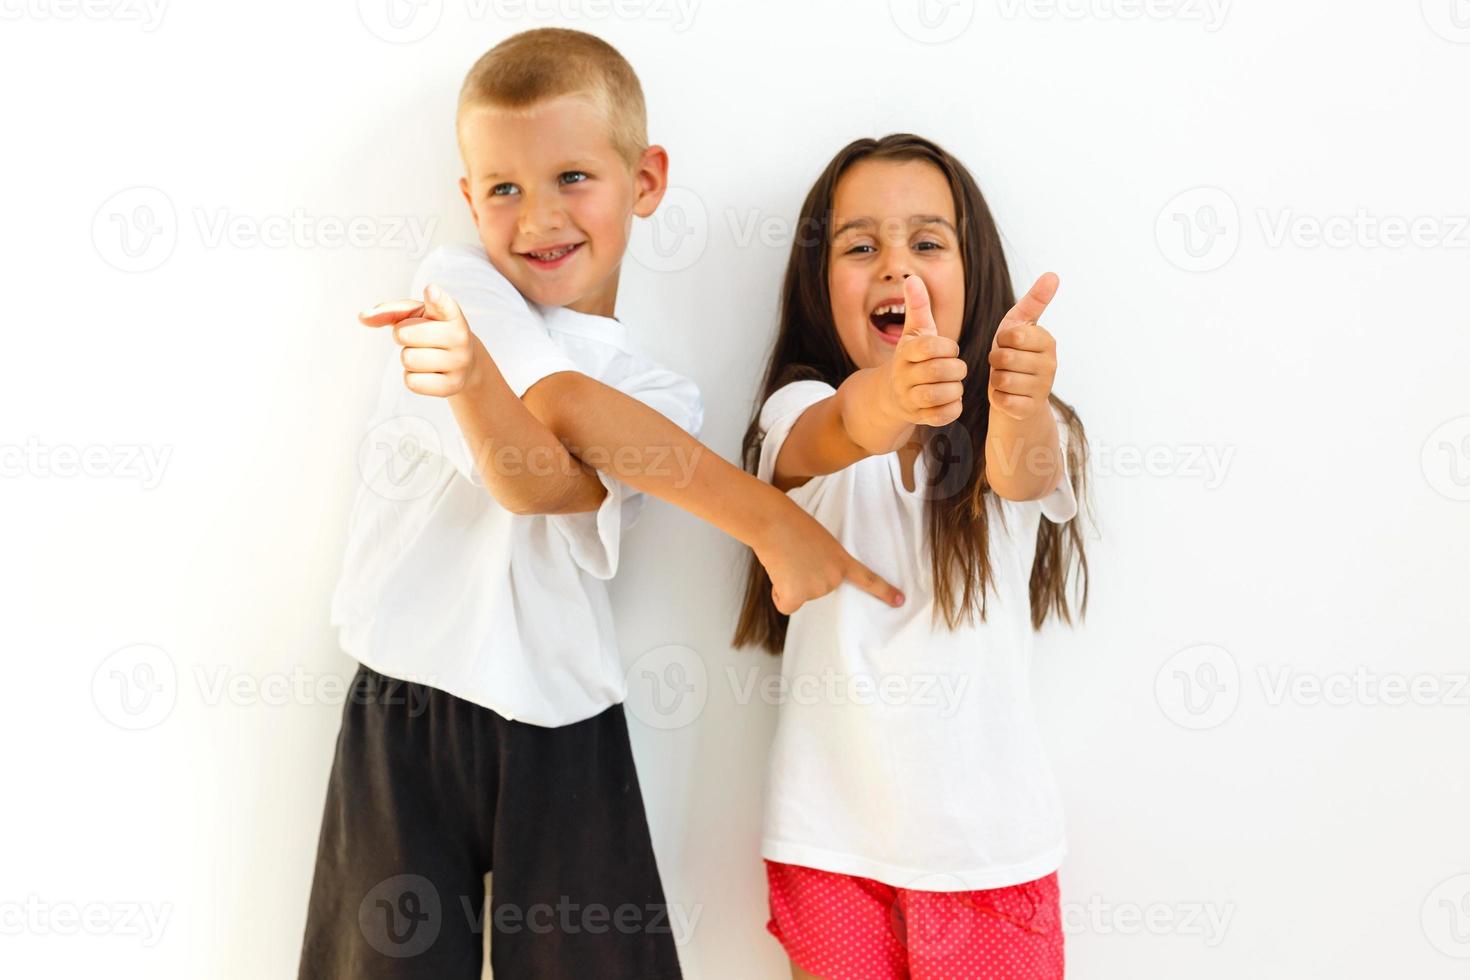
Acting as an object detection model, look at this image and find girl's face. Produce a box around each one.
[827,158,965,369]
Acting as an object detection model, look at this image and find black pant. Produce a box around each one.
[298,665,683,979]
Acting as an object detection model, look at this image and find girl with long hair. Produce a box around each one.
[735,134,1089,980]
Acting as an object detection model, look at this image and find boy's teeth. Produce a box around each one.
[873,304,906,316]
[532,244,574,260]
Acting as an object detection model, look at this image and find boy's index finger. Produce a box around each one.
[358,299,426,327]
[1001,272,1060,328]
[845,558,905,608]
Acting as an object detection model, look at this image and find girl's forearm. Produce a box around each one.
[835,367,915,457]
[984,407,1062,501]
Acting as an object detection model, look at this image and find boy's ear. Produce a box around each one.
[631,144,670,219]
[458,176,479,225]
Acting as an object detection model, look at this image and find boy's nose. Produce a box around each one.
[518,195,567,235]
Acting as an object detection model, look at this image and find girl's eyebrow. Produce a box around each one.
[911,214,958,233]
[831,216,876,238]
[831,215,957,237]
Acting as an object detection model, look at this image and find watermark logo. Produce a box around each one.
[358,0,699,43]
[358,415,449,502]
[995,0,1230,31]
[1063,895,1235,945]
[1093,442,1235,488]
[726,666,972,718]
[1422,416,1470,502]
[0,897,173,946]
[0,0,168,30]
[357,0,443,43]
[92,644,178,731]
[889,0,975,43]
[624,645,707,730]
[1156,187,1240,272]
[93,186,177,273]
[93,186,435,272]
[915,426,977,502]
[1422,874,1470,958]
[630,187,709,273]
[359,874,442,958]
[1422,0,1470,43]
[0,438,172,488]
[1155,643,1239,730]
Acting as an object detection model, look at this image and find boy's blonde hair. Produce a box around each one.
[457,28,648,168]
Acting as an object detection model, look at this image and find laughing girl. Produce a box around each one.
[735,134,1089,980]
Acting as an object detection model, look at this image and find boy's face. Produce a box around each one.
[826,158,965,370]
[458,94,667,317]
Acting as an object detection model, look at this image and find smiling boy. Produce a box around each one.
[301,28,901,980]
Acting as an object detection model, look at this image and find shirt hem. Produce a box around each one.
[760,837,1067,892]
[336,625,624,730]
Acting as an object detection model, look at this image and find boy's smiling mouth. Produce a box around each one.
[869,297,906,345]
[520,241,585,269]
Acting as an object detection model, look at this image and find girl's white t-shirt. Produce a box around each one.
[756,379,1078,892]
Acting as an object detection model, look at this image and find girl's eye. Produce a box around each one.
[845,243,876,255]
[915,240,943,251]
[560,171,589,185]
[490,183,518,197]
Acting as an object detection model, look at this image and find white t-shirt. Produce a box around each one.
[330,244,703,728]
[756,379,1077,891]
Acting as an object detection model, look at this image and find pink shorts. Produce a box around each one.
[765,859,1064,980]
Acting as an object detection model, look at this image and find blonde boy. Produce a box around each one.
[300,28,900,980]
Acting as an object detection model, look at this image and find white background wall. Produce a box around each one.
[3,0,1469,977]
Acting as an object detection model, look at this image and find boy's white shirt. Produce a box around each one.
[756,379,1077,891]
[330,243,703,727]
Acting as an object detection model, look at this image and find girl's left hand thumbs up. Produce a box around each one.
[987,273,1060,422]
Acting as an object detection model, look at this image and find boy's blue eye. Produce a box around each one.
[560,171,589,185]
[490,183,518,197]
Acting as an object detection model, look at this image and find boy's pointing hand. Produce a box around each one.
[359,284,487,399]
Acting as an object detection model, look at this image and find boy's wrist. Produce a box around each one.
[743,480,804,553]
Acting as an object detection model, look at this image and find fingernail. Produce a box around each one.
[426,283,442,303]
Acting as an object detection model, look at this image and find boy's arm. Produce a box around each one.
[359,287,605,516]
[520,370,905,611]
[983,273,1065,501]
[364,286,904,614]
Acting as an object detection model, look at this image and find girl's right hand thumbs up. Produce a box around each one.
[883,275,967,427]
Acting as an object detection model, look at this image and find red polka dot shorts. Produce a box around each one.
[765,859,1064,979]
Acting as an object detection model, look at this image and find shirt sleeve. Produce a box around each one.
[368,244,581,485]
[1037,402,1078,524]
[755,380,838,487]
[547,364,705,580]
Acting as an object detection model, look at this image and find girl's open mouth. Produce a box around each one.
[521,241,584,270]
[869,299,906,345]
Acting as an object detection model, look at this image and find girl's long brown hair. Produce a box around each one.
[732,134,1089,653]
